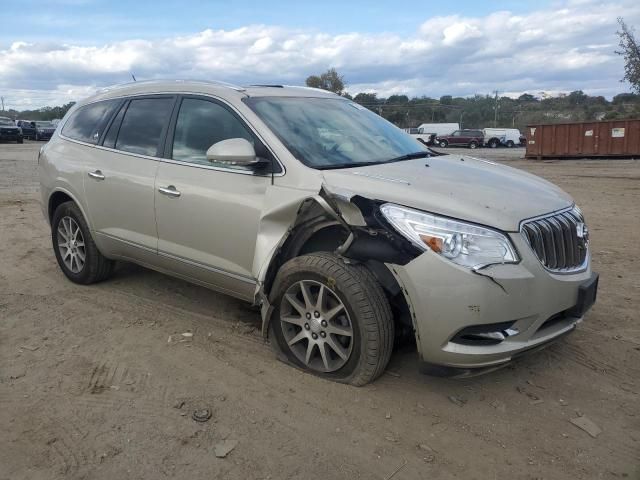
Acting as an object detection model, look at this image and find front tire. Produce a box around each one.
[269,252,394,386]
[52,201,113,284]
[469,141,478,149]
[506,140,515,148]
[439,140,448,148]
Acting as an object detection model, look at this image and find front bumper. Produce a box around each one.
[37,131,54,140]
[0,131,22,141]
[390,233,596,370]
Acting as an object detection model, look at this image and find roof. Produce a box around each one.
[82,79,338,106]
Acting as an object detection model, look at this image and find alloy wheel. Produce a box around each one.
[57,216,86,273]
[279,280,354,373]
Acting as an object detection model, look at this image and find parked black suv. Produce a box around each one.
[0,117,24,143]
[34,121,56,141]
[16,120,37,140]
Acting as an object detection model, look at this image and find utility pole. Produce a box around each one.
[493,90,499,127]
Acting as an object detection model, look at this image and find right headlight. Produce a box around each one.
[380,203,518,269]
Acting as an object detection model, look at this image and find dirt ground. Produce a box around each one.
[1,142,638,480]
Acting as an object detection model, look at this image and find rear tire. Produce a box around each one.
[51,201,114,284]
[439,140,448,148]
[17,138,23,144]
[506,140,515,148]
[269,252,394,386]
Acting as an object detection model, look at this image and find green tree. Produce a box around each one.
[616,18,640,93]
[353,92,378,105]
[387,94,409,104]
[305,68,346,95]
[567,90,588,106]
[518,93,537,102]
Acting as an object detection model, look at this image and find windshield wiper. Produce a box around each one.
[382,151,432,163]
[317,151,431,170]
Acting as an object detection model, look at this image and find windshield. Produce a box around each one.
[244,97,426,169]
[0,118,14,125]
[36,121,54,127]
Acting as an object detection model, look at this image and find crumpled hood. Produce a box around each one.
[321,155,573,231]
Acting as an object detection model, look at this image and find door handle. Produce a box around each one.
[88,170,105,180]
[158,185,181,198]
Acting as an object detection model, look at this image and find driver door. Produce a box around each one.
[154,96,271,301]
[449,130,464,146]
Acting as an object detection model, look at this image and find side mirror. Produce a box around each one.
[206,138,257,166]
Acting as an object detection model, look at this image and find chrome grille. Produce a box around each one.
[521,207,588,272]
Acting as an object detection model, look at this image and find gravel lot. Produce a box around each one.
[1,142,638,479]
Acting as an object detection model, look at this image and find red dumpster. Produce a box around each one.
[525,119,640,159]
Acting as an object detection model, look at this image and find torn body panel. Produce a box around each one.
[254,182,419,339]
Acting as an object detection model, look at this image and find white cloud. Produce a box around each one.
[0,0,639,109]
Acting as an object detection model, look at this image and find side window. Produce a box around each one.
[115,97,174,156]
[62,100,119,144]
[452,131,461,137]
[102,103,126,149]
[171,98,254,167]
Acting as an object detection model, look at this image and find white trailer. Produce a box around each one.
[483,128,523,148]
[406,123,459,145]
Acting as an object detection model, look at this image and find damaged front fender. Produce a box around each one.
[253,181,423,340]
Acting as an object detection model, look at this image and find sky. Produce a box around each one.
[1,0,639,109]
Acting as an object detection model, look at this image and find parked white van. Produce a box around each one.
[483,128,523,148]
[406,123,459,145]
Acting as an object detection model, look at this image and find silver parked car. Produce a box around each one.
[39,80,598,385]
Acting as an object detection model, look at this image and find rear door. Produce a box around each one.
[153,95,274,300]
[81,95,176,258]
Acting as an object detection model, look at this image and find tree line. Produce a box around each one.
[306,69,640,131]
[0,102,76,122]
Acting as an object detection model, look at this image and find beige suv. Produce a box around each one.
[39,80,598,385]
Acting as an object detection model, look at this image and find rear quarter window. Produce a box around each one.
[62,100,119,144]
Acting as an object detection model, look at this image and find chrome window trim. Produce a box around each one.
[519,205,589,275]
[58,90,286,177]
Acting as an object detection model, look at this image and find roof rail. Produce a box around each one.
[281,85,339,95]
[97,79,246,93]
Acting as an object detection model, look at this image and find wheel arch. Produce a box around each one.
[48,187,92,230]
[259,193,417,342]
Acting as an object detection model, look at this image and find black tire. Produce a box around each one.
[506,140,515,148]
[489,139,499,148]
[17,138,23,144]
[469,141,478,149]
[439,140,448,148]
[269,252,394,386]
[51,201,114,284]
